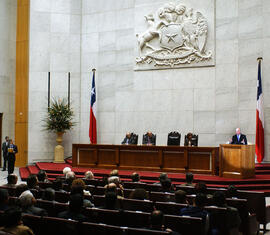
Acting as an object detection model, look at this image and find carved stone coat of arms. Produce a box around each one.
[135,2,214,70]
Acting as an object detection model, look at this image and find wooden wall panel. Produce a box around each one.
[15,0,29,167]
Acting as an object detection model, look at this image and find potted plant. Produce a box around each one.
[44,98,75,163]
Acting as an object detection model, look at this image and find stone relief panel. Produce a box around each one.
[134,1,215,70]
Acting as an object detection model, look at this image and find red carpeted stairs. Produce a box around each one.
[19,161,270,195]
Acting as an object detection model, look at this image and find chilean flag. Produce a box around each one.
[256,59,264,163]
[89,71,97,144]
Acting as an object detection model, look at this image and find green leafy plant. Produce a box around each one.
[44,98,75,133]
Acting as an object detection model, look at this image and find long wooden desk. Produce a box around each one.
[72,144,219,175]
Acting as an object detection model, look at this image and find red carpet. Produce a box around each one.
[19,162,270,195]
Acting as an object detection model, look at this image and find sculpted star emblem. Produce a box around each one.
[166,33,178,43]
[160,24,184,50]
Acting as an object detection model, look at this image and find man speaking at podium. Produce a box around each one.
[230,128,247,145]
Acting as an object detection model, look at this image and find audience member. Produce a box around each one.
[161,178,174,193]
[70,183,94,208]
[211,191,241,232]
[107,176,124,197]
[19,190,47,216]
[149,210,179,234]
[227,185,238,199]
[154,173,168,185]
[129,188,148,200]
[180,193,208,223]
[131,172,140,182]
[42,188,55,202]
[104,191,118,210]
[0,207,34,235]
[37,170,50,183]
[58,194,87,222]
[71,179,91,196]
[0,189,9,211]
[84,171,94,180]
[65,171,76,191]
[182,172,195,186]
[26,175,39,190]
[52,177,65,192]
[15,184,28,197]
[105,183,123,199]
[175,190,187,204]
[110,169,119,177]
[3,174,18,188]
[63,167,71,178]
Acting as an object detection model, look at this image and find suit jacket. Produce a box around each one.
[121,135,137,145]
[231,134,247,145]
[7,144,18,157]
[142,134,156,145]
[2,142,8,156]
[22,205,48,216]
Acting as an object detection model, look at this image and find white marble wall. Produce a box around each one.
[28,0,82,163]
[0,0,17,153]
[26,0,270,163]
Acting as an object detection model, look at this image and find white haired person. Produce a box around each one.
[84,171,94,180]
[19,190,47,216]
[230,128,247,145]
[63,167,72,177]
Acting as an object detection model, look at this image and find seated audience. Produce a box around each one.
[26,175,39,190]
[0,207,34,235]
[70,181,94,208]
[230,128,247,145]
[42,188,55,202]
[149,210,179,234]
[0,189,9,211]
[211,191,241,233]
[226,185,238,199]
[110,169,119,177]
[63,167,71,178]
[161,178,175,193]
[195,182,212,199]
[15,184,28,197]
[107,176,124,197]
[19,190,47,216]
[180,193,208,223]
[52,177,65,192]
[105,183,124,199]
[142,132,156,145]
[2,174,18,188]
[131,172,140,182]
[37,170,50,183]
[175,190,187,204]
[103,191,118,210]
[154,173,168,185]
[121,132,137,145]
[84,171,94,180]
[182,172,195,186]
[129,188,149,200]
[65,171,76,191]
[58,194,87,222]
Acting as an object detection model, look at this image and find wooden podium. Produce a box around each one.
[219,144,255,179]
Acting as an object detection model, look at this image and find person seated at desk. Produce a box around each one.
[142,132,156,145]
[121,132,137,145]
[184,133,198,146]
[230,128,247,145]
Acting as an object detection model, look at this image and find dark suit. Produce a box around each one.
[2,141,9,170]
[22,205,48,216]
[142,134,156,145]
[121,134,137,145]
[7,144,18,174]
[230,134,247,145]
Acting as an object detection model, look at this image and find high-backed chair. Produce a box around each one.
[167,132,181,146]
[184,134,198,146]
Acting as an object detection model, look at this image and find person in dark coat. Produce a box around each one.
[7,139,18,175]
[230,128,247,145]
[1,136,9,171]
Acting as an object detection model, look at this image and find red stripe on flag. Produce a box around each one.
[89,107,97,144]
[256,110,264,163]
